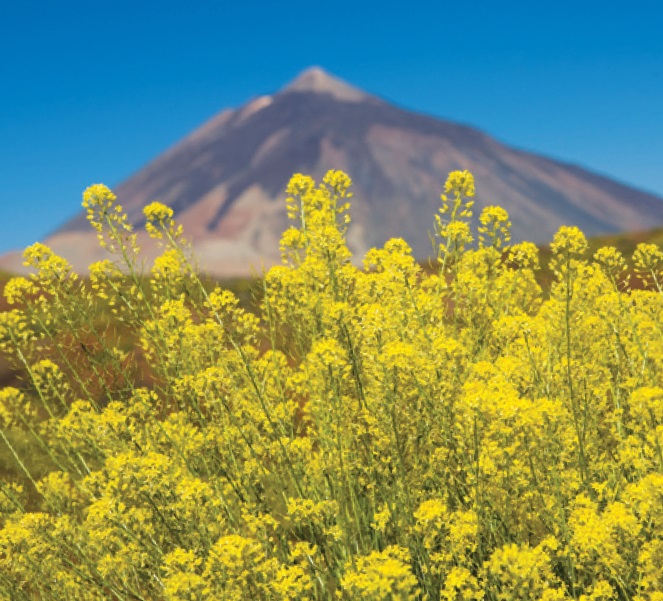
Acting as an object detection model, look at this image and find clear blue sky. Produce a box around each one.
[1,0,662,254]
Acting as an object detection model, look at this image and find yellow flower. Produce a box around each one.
[550,225,588,258]
[444,170,476,198]
[3,277,37,306]
[342,546,420,601]
[144,201,176,239]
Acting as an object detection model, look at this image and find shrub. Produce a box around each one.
[1,170,663,600]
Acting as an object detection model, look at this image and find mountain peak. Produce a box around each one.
[282,66,369,102]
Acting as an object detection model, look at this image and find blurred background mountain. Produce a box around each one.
[2,67,663,276]
[1,0,662,275]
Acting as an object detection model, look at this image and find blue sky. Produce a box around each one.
[1,0,662,254]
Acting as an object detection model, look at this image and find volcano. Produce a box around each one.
[4,66,663,276]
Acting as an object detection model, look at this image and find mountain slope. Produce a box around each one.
[4,67,663,276]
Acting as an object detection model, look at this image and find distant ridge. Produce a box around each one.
[3,66,663,276]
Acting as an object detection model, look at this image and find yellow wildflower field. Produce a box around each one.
[1,170,663,600]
